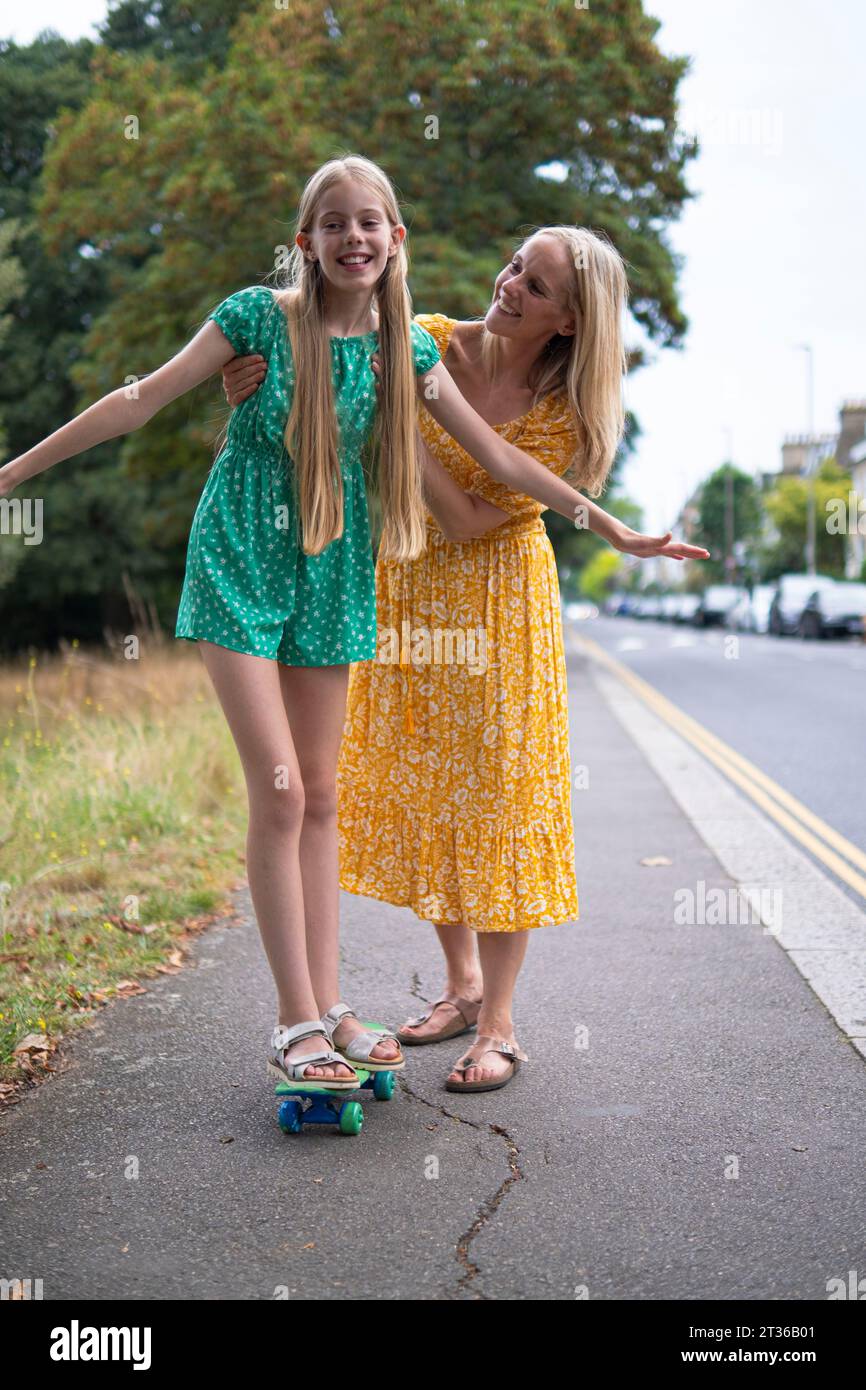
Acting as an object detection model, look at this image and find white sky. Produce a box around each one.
[6,1,865,533]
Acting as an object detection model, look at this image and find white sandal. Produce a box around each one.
[321,1003,405,1073]
[267,1019,361,1092]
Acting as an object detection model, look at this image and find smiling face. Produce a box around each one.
[486,233,577,342]
[297,177,403,288]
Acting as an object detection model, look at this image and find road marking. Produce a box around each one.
[573,633,866,895]
[580,658,866,1058]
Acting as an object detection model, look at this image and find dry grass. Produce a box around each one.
[0,636,248,1095]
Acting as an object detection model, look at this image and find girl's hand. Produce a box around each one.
[221,353,267,407]
[611,520,710,562]
[370,352,382,396]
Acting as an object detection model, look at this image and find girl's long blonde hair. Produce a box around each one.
[478,225,629,497]
[267,154,427,562]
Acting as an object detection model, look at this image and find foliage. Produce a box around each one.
[1,1,696,649]
[760,458,852,580]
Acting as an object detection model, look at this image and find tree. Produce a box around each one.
[695,463,762,583]
[761,459,852,580]
[578,547,624,603]
[0,33,172,649]
[4,0,697,649]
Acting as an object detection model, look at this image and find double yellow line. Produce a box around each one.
[574,633,866,902]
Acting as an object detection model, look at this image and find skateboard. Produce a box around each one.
[274,1020,398,1137]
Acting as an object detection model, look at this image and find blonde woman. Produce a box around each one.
[221,219,709,1093]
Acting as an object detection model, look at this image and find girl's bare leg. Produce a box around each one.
[278,662,398,1062]
[197,641,352,1080]
[399,921,484,1039]
[447,930,530,1084]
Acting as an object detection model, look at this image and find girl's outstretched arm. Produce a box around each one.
[0,320,239,495]
[417,363,710,561]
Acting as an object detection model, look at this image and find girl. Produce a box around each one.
[219,206,710,1092]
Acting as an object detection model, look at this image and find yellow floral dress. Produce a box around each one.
[336,313,580,933]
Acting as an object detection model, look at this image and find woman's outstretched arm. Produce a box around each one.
[0,320,239,495]
[417,363,710,561]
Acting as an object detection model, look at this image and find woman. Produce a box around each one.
[223,223,708,1092]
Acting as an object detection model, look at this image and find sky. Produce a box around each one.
[5,1,865,534]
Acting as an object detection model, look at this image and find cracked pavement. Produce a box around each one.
[1,644,865,1299]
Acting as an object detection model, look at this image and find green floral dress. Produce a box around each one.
[175,285,441,665]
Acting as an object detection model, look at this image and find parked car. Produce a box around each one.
[615,594,641,617]
[695,584,743,627]
[673,593,701,624]
[604,591,634,616]
[564,600,599,621]
[660,594,683,622]
[768,573,837,636]
[797,581,866,639]
[728,584,776,633]
[630,594,658,619]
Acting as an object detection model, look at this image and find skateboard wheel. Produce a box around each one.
[339,1101,364,1135]
[278,1099,304,1134]
[373,1070,395,1100]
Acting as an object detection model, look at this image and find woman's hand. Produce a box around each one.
[609,519,710,561]
[221,353,267,407]
[370,352,382,395]
[0,463,19,498]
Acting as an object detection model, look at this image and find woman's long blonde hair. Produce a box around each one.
[478,225,629,497]
[266,154,427,561]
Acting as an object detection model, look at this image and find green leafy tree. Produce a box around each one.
[5,0,697,649]
[0,33,167,650]
[578,547,624,603]
[695,463,762,583]
[761,458,852,580]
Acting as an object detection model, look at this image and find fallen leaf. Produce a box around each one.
[13,1032,50,1054]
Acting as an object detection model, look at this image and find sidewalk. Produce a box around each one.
[1,642,864,1300]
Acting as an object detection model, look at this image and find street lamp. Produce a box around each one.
[795,343,816,575]
[723,426,735,579]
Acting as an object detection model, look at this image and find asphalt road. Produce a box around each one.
[583,613,866,858]
[1,637,864,1300]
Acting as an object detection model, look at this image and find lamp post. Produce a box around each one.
[723,426,735,580]
[795,343,816,574]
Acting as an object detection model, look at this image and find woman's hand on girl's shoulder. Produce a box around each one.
[0,463,19,497]
[221,353,267,407]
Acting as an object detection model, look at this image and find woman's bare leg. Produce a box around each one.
[446,930,530,1084]
[197,641,352,1080]
[278,661,398,1062]
[399,921,484,1039]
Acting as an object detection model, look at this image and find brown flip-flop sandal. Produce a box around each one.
[396,992,482,1046]
[444,1035,529,1093]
